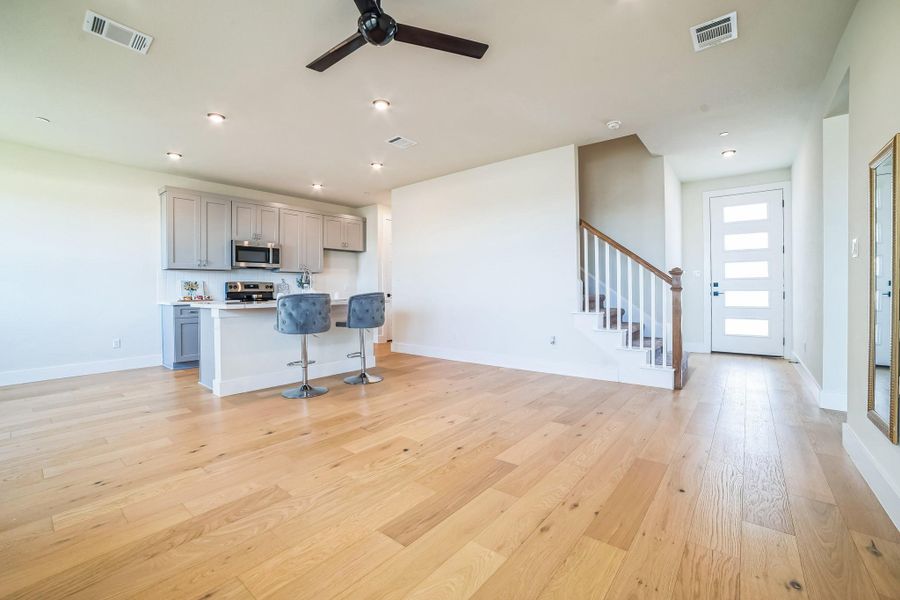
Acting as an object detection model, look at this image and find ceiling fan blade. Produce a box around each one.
[353,0,380,14]
[306,31,367,72]
[394,24,488,59]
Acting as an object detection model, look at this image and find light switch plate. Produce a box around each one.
[851,238,859,258]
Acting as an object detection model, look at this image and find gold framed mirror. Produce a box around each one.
[868,133,900,444]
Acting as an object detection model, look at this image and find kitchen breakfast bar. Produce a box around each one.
[190,299,375,397]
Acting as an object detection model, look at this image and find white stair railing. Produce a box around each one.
[579,219,685,389]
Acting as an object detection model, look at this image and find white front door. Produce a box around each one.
[710,189,785,356]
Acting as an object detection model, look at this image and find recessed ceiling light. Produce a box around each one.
[370,162,384,170]
[206,112,226,124]
[311,183,324,190]
[719,131,729,137]
[721,149,737,159]
[372,99,391,111]
[34,116,51,124]
[606,120,622,130]
[166,152,183,161]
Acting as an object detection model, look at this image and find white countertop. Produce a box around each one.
[190,298,349,310]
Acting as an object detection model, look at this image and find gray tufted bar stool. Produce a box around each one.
[275,293,332,398]
[336,292,385,385]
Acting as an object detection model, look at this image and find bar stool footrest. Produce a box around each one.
[286,360,316,367]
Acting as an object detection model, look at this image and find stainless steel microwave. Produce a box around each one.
[232,241,281,269]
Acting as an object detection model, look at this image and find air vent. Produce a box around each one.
[83,11,153,55]
[690,12,737,52]
[386,136,418,150]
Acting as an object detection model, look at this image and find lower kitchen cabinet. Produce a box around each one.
[161,304,200,369]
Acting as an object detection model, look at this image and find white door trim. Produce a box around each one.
[702,181,793,356]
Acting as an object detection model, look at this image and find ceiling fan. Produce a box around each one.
[306,0,489,72]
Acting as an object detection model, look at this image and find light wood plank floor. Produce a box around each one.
[1,347,898,600]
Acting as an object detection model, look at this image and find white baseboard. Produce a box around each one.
[0,354,163,387]
[389,342,672,389]
[819,389,848,412]
[842,422,900,530]
[791,358,825,407]
[212,356,365,397]
[683,342,709,353]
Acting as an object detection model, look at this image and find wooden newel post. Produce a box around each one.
[669,267,684,390]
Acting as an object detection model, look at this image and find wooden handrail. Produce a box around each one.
[579,218,686,389]
[579,219,672,284]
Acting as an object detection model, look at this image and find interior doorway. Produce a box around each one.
[379,217,393,343]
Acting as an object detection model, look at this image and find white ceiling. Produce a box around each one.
[0,0,856,207]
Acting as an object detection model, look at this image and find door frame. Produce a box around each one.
[377,214,393,344]
[701,181,793,357]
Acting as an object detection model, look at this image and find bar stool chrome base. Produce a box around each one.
[281,333,329,399]
[342,328,382,385]
[344,372,383,385]
[281,384,329,398]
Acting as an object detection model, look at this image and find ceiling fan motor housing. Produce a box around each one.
[358,12,397,46]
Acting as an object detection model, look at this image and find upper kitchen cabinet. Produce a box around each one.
[199,194,232,270]
[160,187,232,270]
[323,215,365,251]
[279,209,324,273]
[232,201,279,244]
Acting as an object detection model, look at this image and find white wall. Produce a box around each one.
[356,203,391,294]
[817,0,900,528]
[680,169,792,351]
[791,119,825,385]
[391,145,612,377]
[821,114,850,410]
[663,158,683,270]
[0,140,360,385]
[788,0,900,527]
[578,135,666,267]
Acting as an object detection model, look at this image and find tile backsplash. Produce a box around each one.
[157,251,360,302]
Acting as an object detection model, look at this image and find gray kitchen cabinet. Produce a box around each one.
[324,216,344,249]
[161,304,200,368]
[279,209,324,273]
[161,187,232,270]
[344,218,364,251]
[161,189,201,269]
[232,201,255,242]
[302,212,324,272]
[323,215,365,251]
[233,201,279,244]
[200,194,232,269]
[258,206,279,243]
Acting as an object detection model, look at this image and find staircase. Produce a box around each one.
[576,219,687,390]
